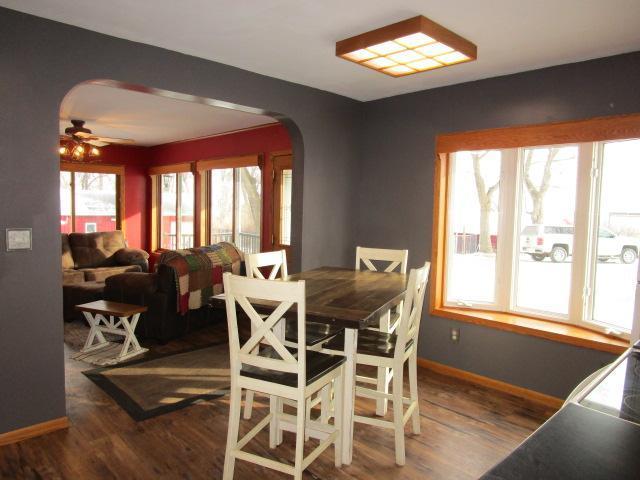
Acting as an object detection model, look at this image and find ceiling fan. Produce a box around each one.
[61,119,135,147]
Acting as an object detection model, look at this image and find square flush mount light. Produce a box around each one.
[336,15,477,77]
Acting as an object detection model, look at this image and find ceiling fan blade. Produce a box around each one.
[74,131,95,139]
[94,136,135,145]
[86,139,109,147]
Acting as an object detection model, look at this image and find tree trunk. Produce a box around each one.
[523,148,558,225]
[239,168,261,233]
[478,199,493,253]
[472,152,499,253]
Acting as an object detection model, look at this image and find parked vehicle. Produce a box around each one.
[520,225,639,263]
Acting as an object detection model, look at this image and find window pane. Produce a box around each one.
[60,171,73,233]
[591,139,640,332]
[160,173,177,249]
[236,166,262,254]
[446,150,501,305]
[280,169,292,246]
[210,169,234,244]
[515,146,578,316]
[74,172,117,234]
[179,172,194,249]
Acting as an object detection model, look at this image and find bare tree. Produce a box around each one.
[523,148,559,224]
[239,167,261,233]
[472,152,499,253]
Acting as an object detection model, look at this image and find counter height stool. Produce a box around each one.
[355,246,409,415]
[323,262,430,466]
[222,273,344,480]
[243,250,344,432]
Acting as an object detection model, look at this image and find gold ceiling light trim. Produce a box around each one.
[336,15,477,77]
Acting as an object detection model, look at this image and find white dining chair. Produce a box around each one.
[355,246,409,415]
[222,272,345,480]
[243,250,343,431]
[323,262,430,466]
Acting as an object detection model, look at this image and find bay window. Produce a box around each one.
[433,115,640,346]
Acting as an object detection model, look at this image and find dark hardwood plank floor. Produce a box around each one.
[0,320,555,479]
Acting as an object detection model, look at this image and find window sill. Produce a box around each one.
[431,306,628,354]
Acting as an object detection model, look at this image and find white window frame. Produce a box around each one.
[443,140,635,340]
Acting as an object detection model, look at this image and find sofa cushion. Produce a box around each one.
[79,265,142,282]
[69,231,127,268]
[61,234,75,269]
[62,268,85,285]
[113,248,150,272]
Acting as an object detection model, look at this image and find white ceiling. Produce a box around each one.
[59,84,275,146]
[3,0,640,101]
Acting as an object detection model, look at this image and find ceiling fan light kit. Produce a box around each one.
[59,119,133,161]
[336,15,477,77]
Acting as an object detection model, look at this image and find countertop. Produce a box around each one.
[480,402,640,479]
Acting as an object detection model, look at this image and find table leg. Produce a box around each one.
[377,310,391,416]
[81,311,108,352]
[342,328,358,465]
[117,313,146,361]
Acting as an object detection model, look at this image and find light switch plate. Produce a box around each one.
[6,228,32,251]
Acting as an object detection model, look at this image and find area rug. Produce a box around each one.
[83,342,230,420]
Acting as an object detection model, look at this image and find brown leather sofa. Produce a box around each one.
[62,231,149,321]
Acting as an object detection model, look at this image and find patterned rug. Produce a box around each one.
[83,342,230,420]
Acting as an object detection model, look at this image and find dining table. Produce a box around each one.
[245,266,408,464]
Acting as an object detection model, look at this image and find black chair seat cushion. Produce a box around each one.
[241,346,345,387]
[324,329,413,358]
[285,318,344,347]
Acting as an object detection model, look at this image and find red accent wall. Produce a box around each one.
[148,123,291,252]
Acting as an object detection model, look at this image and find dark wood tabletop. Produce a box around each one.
[75,300,148,317]
[243,266,408,329]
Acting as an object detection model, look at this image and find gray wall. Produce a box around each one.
[0,8,360,434]
[356,52,640,398]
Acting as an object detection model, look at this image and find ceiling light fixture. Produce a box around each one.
[336,15,477,77]
[59,140,100,161]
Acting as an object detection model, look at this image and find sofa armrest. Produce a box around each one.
[105,272,158,296]
[113,248,150,272]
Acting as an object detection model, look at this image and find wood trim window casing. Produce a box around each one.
[272,151,293,250]
[200,154,263,250]
[60,162,125,234]
[196,154,260,172]
[150,155,264,252]
[431,113,640,354]
[148,162,192,176]
[151,164,196,251]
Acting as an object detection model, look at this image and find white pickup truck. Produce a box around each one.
[520,225,639,263]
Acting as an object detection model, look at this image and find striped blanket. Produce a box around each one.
[158,242,243,314]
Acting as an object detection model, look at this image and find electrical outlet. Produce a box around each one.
[450,327,460,343]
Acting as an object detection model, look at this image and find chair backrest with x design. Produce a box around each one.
[394,262,430,360]
[223,272,306,388]
[245,250,288,280]
[355,246,408,274]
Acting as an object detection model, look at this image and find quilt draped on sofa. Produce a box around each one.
[158,242,243,314]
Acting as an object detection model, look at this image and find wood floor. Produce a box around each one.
[0,320,555,479]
